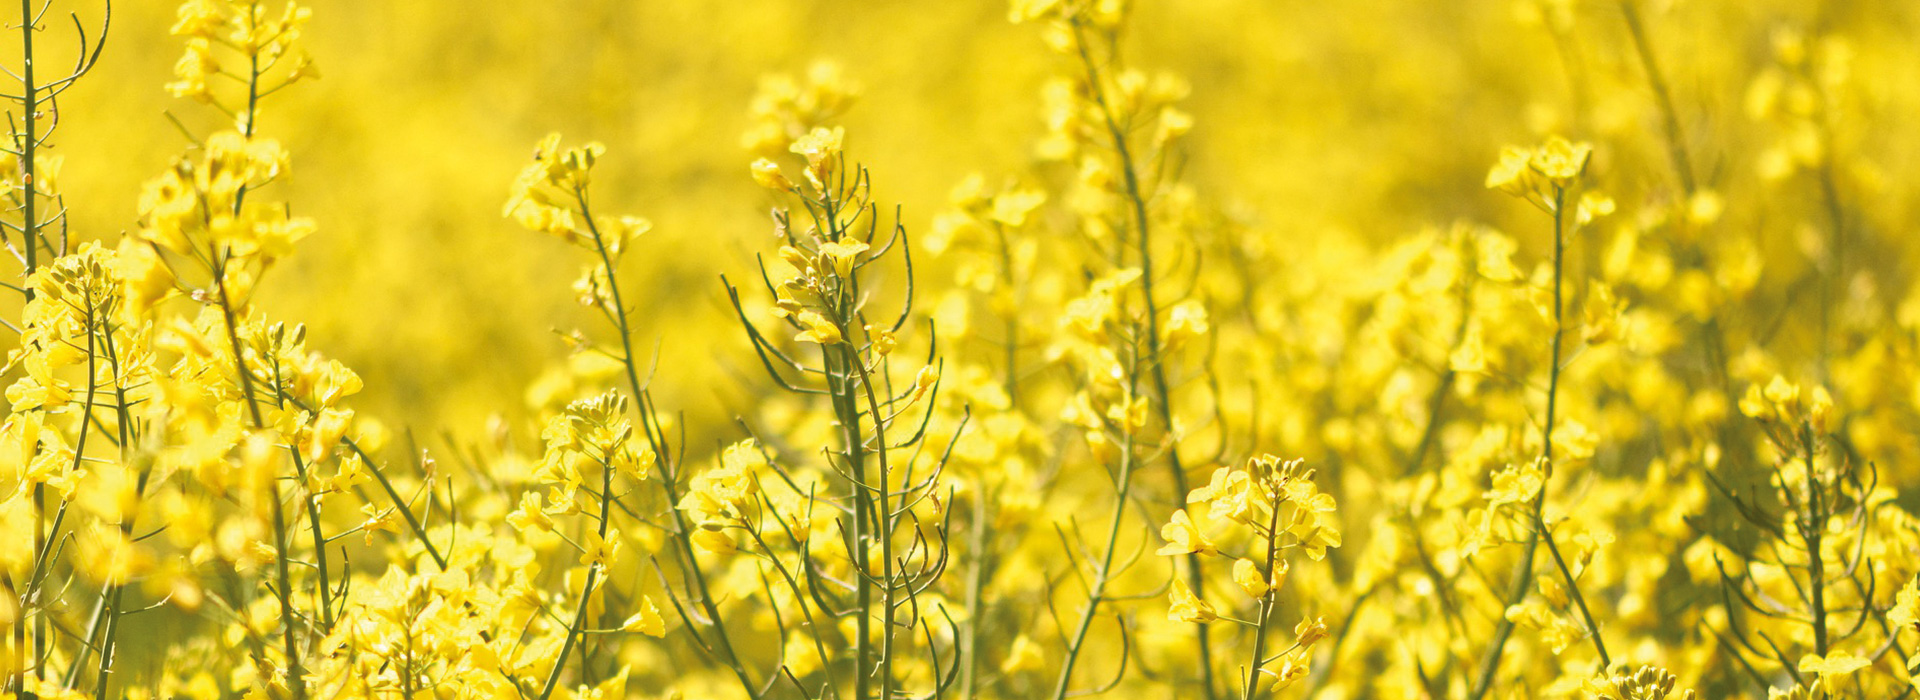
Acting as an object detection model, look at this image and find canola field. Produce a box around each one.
[4,0,1920,698]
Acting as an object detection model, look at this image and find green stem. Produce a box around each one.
[1804,423,1827,656]
[1067,20,1214,698]
[214,252,305,700]
[846,354,899,700]
[575,189,754,696]
[1541,524,1610,666]
[88,315,147,700]
[289,448,332,631]
[959,485,990,699]
[1242,502,1284,700]
[534,440,614,700]
[1468,186,1567,700]
[1620,0,1695,197]
[19,0,42,680]
[1051,352,1141,700]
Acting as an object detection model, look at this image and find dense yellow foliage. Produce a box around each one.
[4,0,1920,699]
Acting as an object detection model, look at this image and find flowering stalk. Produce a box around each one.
[1241,493,1284,700]
[1471,138,1597,698]
[507,135,757,696]
[5,2,106,688]
[1067,20,1217,695]
[1049,349,1141,700]
[731,124,958,700]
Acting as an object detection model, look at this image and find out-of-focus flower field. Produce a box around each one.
[5,0,1920,698]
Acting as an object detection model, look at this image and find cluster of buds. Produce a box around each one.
[1164,455,1342,564]
[139,132,312,265]
[532,391,652,511]
[1485,136,1594,211]
[753,126,847,195]
[1158,454,1339,695]
[1583,664,1697,700]
[1738,375,1835,436]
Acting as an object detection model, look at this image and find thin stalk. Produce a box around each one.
[60,313,103,687]
[811,191,877,700]
[19,0,42,680]
[5,574,21,695]
[266,348,334,631]
[289,449,332,630]
[574,190,755,696]
[1803,424,1827,656]
[1468,186,1567,700]
[87,315,146,700]
[214,251,305,700]
[56,312,103,686]
[534,441,615,700]
[744,527,841,699]
[1620,0,1695,196]
[830,341,874,700]
[1068,20,1214,698]
[959,486,989,699]
[336,432,446,568]
[1541,525,1610,666]
[1242,502,1284,700]
[848,340,899,700]
[1050,355,1141,700]
[18,0,35,282]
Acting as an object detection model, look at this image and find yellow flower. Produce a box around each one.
[1167,578,1217,624]
[621,596,667,637]
[1232,557,1269,598]
[1484,145,1535,197]
[1485,461,1544,508]
[360,503,401,544]
[580,528,621,568]
[1008,0,1063,23]
[691,529,738,554]
[751,158,794,190]
[1797,652,1869,679]
[1530,136,1593,185]
[1187,467,1256,524]
[795,310,843,345]
[1164,300,1210,347]
[1486,137,1592,201]
[817,238,870,277]
[910,366,940,404]
[988,188,1046,227]
[507,491,554,533]
[1448,323,1486,373]
[1890,576,1920,630]
[1808,386,1834,433]
[789,126,845,165]
[1294,616,1328,646]
[677,439,764,531]
[1157,509,1217,556]
[1261,660,1310,691]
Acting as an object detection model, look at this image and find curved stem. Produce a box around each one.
[1242,503,1284,700]
[1620,0,1695,197]
[1468,185,1567,700]
[572,189,756,697]
[1051,347,1142,700]
[1067,20,1214,698]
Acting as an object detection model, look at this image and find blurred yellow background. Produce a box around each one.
[44,0,1920,437]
